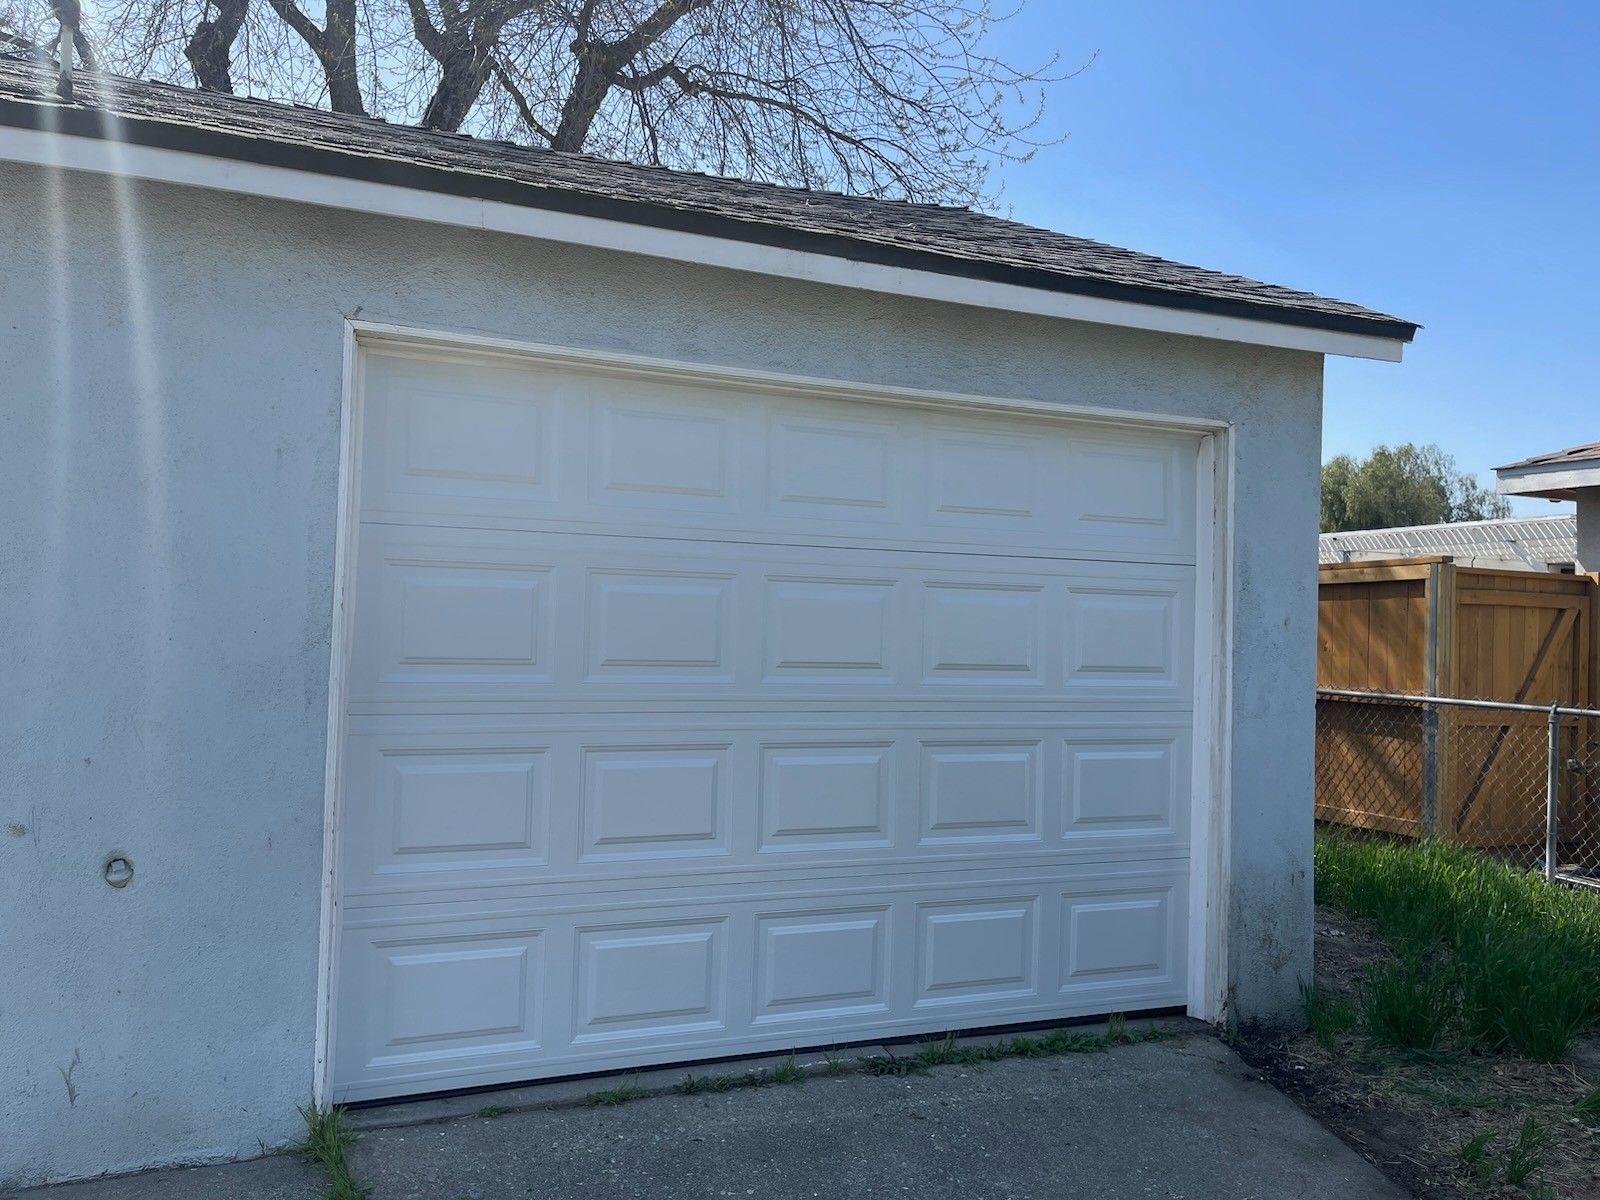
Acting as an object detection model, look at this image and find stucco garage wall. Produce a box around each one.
[0,160,1322,1188]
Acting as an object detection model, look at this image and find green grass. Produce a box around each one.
[1316,832,1600,1060]
[858,1016,1159,1077]
[675,1058,806,1094]
[1502,1117,1549,1188]
[475,1104,509,1118]
[1361,955,1457,1053]
[771,1055,804,1085]
[1300,982,1358,1049]
[583,1078,650,1106]
[675,1072,742,1094]
[297,1105,370,1200]
[858,1049,927,1076]
[1573,1084,1600,1125]
[1453,1119,1556,1194]
[1456,1131,1494,1185]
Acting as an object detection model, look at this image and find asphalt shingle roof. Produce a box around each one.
[0,53,1417,342]
[1496,442,1600,472]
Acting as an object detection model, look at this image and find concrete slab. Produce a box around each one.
[10,1033,1409,1200]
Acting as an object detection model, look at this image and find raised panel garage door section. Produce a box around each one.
[331,348,1201,1102]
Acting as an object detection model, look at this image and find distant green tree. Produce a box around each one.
[1320,443,1510,533]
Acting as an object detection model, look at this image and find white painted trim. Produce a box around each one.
[351,319,1234,433]
[0,125,1405,363]
[312,321,367,1107]
[314,323,1238,1088]
[1497,462,1600,497]
[1187,429,1233,1021]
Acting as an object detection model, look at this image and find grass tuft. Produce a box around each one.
[476,1104,509,1119]
[1300,982,1358,1049]
[1456,1130,1494,1185]
[584,1077,650,1107]
[1573,1084,1600,1125]
[1502,1116,1548,1188]
[870,1016,1142,1077]
[1361,955,1456,1053]
[916,1034,1006,1067]
[297,1105,370,1200]
[1317,832,1600,1060]
[771,1055,805,1085]
[859,1050,927,1076]
[674,1072,738,1095]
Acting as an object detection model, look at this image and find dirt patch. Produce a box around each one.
[1235,906,1600,1199]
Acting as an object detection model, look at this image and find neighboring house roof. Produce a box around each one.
[1318,515,1578,570]
[1495,442,1600,501]
[0,53,1418,346]
[1496,442,1600,471]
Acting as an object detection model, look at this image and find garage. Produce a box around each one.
[330,343,1203,1101]
[3,54,1422,1184]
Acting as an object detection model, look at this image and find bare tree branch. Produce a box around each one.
[26,0,1077,205]
[184,0,248,91]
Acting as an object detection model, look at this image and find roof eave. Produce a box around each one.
[1496,461,1600,499]
[0,97,1418,357]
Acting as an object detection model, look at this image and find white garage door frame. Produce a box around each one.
[308,318,1235,1106]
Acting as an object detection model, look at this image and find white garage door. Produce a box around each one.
[331,347,1201,1102]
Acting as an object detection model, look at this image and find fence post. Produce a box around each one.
[1421,700,1438,838]
[1422,561,1442,838]
[1546,703,1562,881]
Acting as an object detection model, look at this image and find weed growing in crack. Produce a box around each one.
[584,1078,650,1107]
[771,1055,804,1084]
[859,1049,927,1077]
[297,1104,370,1200]
[863,1015,1150,1077]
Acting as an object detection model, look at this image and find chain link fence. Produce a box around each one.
[1316,688,1600,885]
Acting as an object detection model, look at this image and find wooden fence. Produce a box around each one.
[1316,557,1599,848]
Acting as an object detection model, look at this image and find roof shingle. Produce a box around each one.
[1496,442,1600,472]
[0,53,1417,342]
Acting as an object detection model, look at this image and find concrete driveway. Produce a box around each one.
[12,1031,1407,1200]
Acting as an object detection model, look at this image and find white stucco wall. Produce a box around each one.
[1576,492,1600,574]
[0,160,1324,1188]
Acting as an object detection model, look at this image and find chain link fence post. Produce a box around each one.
[1421,704,1438,839]
[1547,703,1562,881]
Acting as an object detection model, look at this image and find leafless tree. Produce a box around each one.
[2,0,1082,205]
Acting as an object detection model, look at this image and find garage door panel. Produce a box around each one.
[340,718,1190,901]
[334,867,1186,1101]
[335,920,549,1084]
[758,742,895,852]
[349,528,1193,707]
[578,744,732,862]
[359,354,1198,562]
[1060,886,1182,994]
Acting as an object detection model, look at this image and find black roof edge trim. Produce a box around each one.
[1,97,1419,344]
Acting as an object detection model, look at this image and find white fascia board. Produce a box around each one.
[0,124,1407,362]
[1496,462,1600,497]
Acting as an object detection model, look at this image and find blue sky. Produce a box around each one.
[988,1,1597,516]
